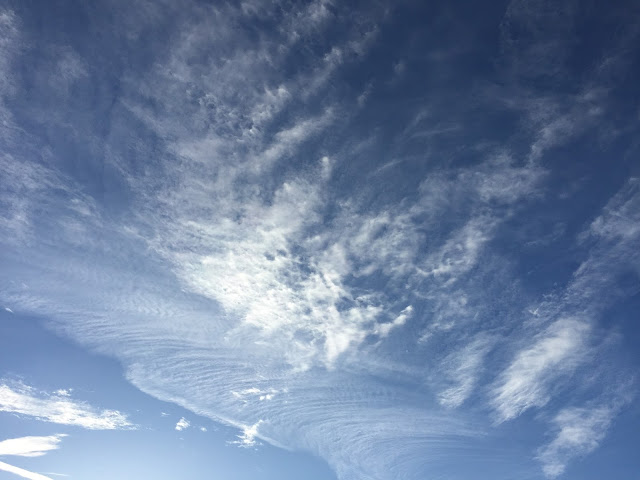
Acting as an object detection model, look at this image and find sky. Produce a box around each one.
[0,0,639,479]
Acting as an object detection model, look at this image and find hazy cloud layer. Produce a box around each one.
[0,1,638,478]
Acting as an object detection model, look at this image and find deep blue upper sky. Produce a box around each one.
[1,1,639,479]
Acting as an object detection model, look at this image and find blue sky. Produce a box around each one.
[0,0,639,479]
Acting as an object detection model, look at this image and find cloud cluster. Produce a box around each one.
[0,0,638,479]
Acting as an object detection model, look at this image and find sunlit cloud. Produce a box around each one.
[0,382,133,430]
[0,435,66,457]
[0,461,55,480]
[0,434,67,480]
[230,420,263,448]
[0,1,638,479]
[175,417,190,431]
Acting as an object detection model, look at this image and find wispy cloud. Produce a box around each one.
[491,318,591,423]
[537,403,623,478]
[175,417,190,431]
[438,336,494,408]
[0,434,66,480]
[0,461,55,480]
[231,387,280,403]
[0,382,133,430]
[0,1,638,479]
[375,306,413,338]
[0,435,66,458]
[231,420,264,448]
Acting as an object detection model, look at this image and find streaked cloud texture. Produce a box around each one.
[0,0,639,479]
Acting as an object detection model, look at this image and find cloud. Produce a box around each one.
[0,2,638,479]
[175,417,190,431]
[491,318,591,422]
[0,461,55,480]
[586,178,640,245]
[537,404,621,478]
[0,434,66,480]
[0,382,133,430]
[231,420,263,448]
[0,9,19,105]
[0,435,66,457]
[375,306,413,338]
[231,388,280,403]
[437,336,494,408]
[420,216,495,280]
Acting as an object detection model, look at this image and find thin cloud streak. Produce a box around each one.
[0,435,66,458]
[0,461,54,480]
[0,382,133,430]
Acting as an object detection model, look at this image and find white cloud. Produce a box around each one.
[232,387,279,403]
[491,318,591,422]
[587,178,640,242]
[0,10,19,103]
[155,169,395,368]
[375,306,413,338]
[0,461,54,480]
[257,109,335,169]
[0,2,637,479]
[438,336,493,408]
[420,217,494,280]
[0,435,66,457]
[537,405,618,478]
[0,434,65,480]
[231,420,263,448]
[175,417,190,431]
[0,382,133,430]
